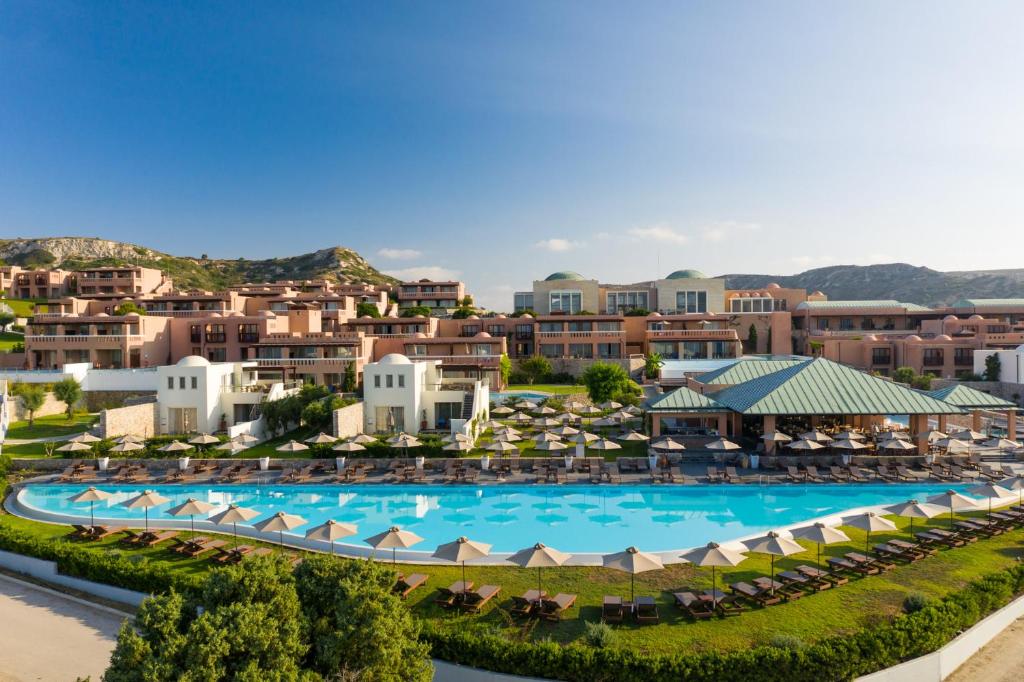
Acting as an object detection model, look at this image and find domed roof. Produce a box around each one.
[475,331,492,338]
[177,355,211,367]
[766,282,781,290]
[519,313,533,319]
[649,312,662,317]
[413,332,427,338]
[259,310,275,318]
[943,314,959,321]
[380,353,412,365]
[467,314,479,320]
[96,312,108,317]
[864,334,878,342]
[495,314,506,319]
[414,314,426,319]
[208,312,222,318]
[812,291,825,297]
[666,269,707,280]
[969,314,984,321]
[935,334,953,341]
[904,335,922,342]
[544,271,586,282]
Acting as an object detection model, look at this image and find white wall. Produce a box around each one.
[156,363,234,434]
[973,348,1024,383]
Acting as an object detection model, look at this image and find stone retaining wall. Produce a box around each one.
[98,402,158,439]
[332,401,364,439]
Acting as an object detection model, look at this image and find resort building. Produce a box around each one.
[394,279,467,316]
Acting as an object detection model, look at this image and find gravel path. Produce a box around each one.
[946,617,1024,682]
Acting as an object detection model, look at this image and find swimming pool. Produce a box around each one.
[17,482,978,556]
[490,391,552,403]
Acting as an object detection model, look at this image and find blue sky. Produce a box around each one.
[3,2,1024,310]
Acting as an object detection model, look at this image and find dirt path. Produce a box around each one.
[946,617,1024,682]
[0,573,125,682]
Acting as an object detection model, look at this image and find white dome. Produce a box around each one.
[943,314,959,321]
[935,334,953,342]
[475,331,492,338]
[904,335,922,342]
[380,353,412,365]
[177,355,211,367]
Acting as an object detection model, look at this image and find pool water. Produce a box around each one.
[20,482,975,554]
[489,391,552,403]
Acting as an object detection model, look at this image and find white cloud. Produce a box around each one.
[626,223,689,245]
[534,238,578,252]
[383,265,461,281]
[701,221,761,242]
[376,248,422,260]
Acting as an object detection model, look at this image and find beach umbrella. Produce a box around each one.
[998,474,1024,507]
[743,531,804,594]
[349,433,377,444]
[799,431,833,443]
[623,405,643,416]
[950,429,986,442]
[842,512,898,553]
[480,420,505,430]
[496,425,522,435]
[188,434,220,446]
[216,441,248,455]
[67,487,112,527]
[705,437,741,451]
[616,430,649,442]
[69,433,101,444]
[934,437,968,450]
[927,489,977,529]
[599,401,623,411]
[491,406,515,415]
[507,543,571,599]
[836,430,866,441]
[275,440,309,453]
[165,498,215,539]
[915,430,946,442]
[651,437,685,451]
[386,432,412,444]
[120,490,170,532]
[967,483,1014,514]
[392,434,422,452]
[233,433,260,444]
[109,441,145,453]
[534,440,567,452]
[116,434,144,444]
[304,432,338,445]
[533,431,561,443]
[571,431,600,445]
[761,431,793,443]
[554,413,575,423]
[886,499,945,536]
[514,400,538,410]
[433,536,492,597]
[550,425,579,437]
[441,433,472,444]
[578,405,603,416]
[602,546,663,603]
[443,440,474,452]
[208,504,260,547]
[591,417,619,427]
[510,412,533,423]
[159,440,194,453]
[832,438,868,450]
[564,401,587,412]
[57,441,93,453]
[984,437,1021,450]
[332,441,366,452]
[494,432,522,443]
[305,519,357,555]
[364,526,424,564]
[679,542,747,607]
[881,431,911,441]
[880,438,918,452]
[788,439,824,451]
[608,410,634,421]
[254,511,307,547]
[485,440,518,453]
[792,522,850,571]
[588,438,621,451]
[534,406,557,415]
[534,417,561,428]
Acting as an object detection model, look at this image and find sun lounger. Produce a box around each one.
[707,466,725,483]
[779,570,825,591]
[949,465,973,481]
[796,564,846,586]
[847,467,869,482]
[915,531,963,548]
[69,524,94,540]
[804,466,825,482]
[889,538,936,556]
[181,538,227,558]
[90,525,126,540]
[978,465,1002,481]
[894,465,917,481]
[829,466,850,482]
[786,466,806,483]
[988,512,1022,529]
[600,595,625,623]
[461,585,501,613]
[634,595,660,624]
[955,520,1002,537]
[539,593,577,621]
[930,465,955,482]
[139,530,179,548]
[874,465,896,482]
[672,592,714,619]
[930,527,977,544]
[725,466,744,483]
[393,573,428,599]
[510,595,538,618]
[828,555,879,576]
[729,581,782,606]
[214,545,256,564]
[847,551,894,571]
[873,543,921,563]
[119,529,146,546]
[754,576,804,600]
[434,581,473,608]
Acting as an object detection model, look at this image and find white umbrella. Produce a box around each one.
[116,434,144,444]
[550,425,579,437]
[761,431,793,443]
[507,543,571,598]
[494,432,522,443]
[599,401,623,411]
[842,512,898,553]
[967,483,1015,514]
[188,434,221,446]
[791,522,850,570]
[705,437,741,451]
[788,439,824,451]
[304,432,338,445]
[332,441,366,452]
[886,499,945,536]
[109,441,145,453]
[799,431,833,443]
[591,417,619,427]
[233,433,260,444]
[616,431,649,442]
[67,487,112,527]
[443,440,474,452]
[69,433,101,444]
[950,429,986,442]
[881,431,911,441]
[165,498,215,539]
[432,536,492,597]
[480,420,506,430]
[651,437,685,451]
[588,438,621,451]
[832,438,868,450]
[880,439,917,452]
[608,410,634,421]
[441,433,472,444]
[679,542,747,606]
[485,441,518,453]
[534,440,568,452]
[276,440,309,453]
[364,526,424,564]
[602,546,663,603]
[836,430,866,441]
[927,489,978,529]
[984,437,1020,450]
[349,434,378,444]
[514,400,538,410]
[571,431,600,444]
[915,430,947,442]
[533,432,561,443]
[534,406,557,415]
[534,417,561,428]
[159,441,194,453]
[934,437,969,451]
[216,442,249,455]
[743,531,804,593]
[578,405,603,415]
[120,490,170,532]
[623,405,643,416]
[491,406,515,415]
[998,474,1024,507]
[564,401,587,412]
[208,504,260,547]
[57,441,93,453]
[305,519,358,555]
[253,511,307,547]
[392,434,423,451]
[510,412,533,423]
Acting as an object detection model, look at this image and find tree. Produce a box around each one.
[643,353,663,381]
[747,324,759,353]
[519,356,552,385]
[294,556,432,681]
[623,308,650,316]
[342,362,356,392]
[499,353,511,386]
[451,307,475,319]
[113,301,147,316]
[581,362,632,403]
[912,374,933,391]
[892,366,916,385]
[0,311,15,330]
[356,302,381,318]
[984,353,1002,382]
[18,385,45,427]
[400,305,432,318]
[510,309,536,318]
[300,400,329,429]
[52,377,82,419]
[460,295,473,307]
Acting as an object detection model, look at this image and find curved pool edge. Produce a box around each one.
[8,484,1012,566]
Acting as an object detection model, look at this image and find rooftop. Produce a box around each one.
[543,271,586,282]
[795,300,933,312]
[665,269,707,280]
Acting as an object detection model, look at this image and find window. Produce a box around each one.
[167,377,174,389]
[206,324,226,343]
[596,321,622,332]
[681,341,707,359]
[398,374,405,388]
[179,376,186,389]
[189,325,201,344]
[548,290,582,314]
[207,348,226,362]
[568,343,593,358]
[513,292,534,312]
[710,341,733,359]
[540,344,563,358]
[459,325,480,337]
[606,291,649,312]
[192,347,201,356]
[487,324,504,335]
[598,343,621,359]
[472,344,493,355]
[539,322,563,333]
[871,348,892,365]
[923,348,944,367]
[373,374,381,388]
[515,324,533,339]
[238,324,259,343]
[386,374,394,388]
[675,291,708,313]
[651,341,678,359]
[190,376,198,389]
[567,321,592,332]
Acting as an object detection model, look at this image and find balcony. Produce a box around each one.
[205,333,227,343]
[253,357,360,367]
[25,334,142,345]
[536,330,623,338]
[238,333,260,343]
[954,355,974,366]
[922,357,945,367]
[647,329,738,340]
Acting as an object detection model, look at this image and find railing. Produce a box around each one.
[410,354,501,365]
[145,309,238,317]
[646,329,738,339]
[536,330,624,338]
[365,333,419,338]
[922,358,945,367]
[252,358,360,367]
[205,334,227,343]
[25,335,143,343]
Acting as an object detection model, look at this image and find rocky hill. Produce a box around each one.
[0,237,398,291]
[723,263,1024,307]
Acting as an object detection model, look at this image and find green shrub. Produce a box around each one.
[903,593,929,613]
[768,634,805,651]
[582,621,616,648]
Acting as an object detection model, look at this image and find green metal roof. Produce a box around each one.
[795,300,932,312]
[646,385,726,412]
[665,269,707,280]
[927,384,1017,409]
[952,298,1024,309]
[697,358,806,385]
[710,357,965,416]
[544,271,586,282]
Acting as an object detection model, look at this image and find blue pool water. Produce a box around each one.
[20,482,976,554]
[490,391,553,403]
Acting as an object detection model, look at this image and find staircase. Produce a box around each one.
[460,393,474,420]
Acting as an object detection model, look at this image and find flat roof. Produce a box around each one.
[795,300,933,313]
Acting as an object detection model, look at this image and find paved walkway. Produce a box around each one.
[946,616,1024,682]
[0,573,125,682]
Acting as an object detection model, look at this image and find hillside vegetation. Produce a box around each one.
[0,237,398,291]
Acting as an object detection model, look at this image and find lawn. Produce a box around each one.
[0,298,46,317]
[504,384,585,396]
[0,331,23,351]
[1,503,1021,655]
[5,413,98,440]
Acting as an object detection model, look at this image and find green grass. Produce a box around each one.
[0,331,23,351]
[0,298,46,317]
[236,426,323,459]
[504,384,585,396]
[5,413,98,440]
[2,501,1021,655]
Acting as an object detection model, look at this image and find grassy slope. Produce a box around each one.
[0,331,23,351]
[0,298,45,316]
[504,385,586,396]
[1,502,1020,655]
[5,413,97,440]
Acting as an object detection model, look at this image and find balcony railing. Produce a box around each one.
[145,309,237,317]
[922,358,945,367]
[408,354,501,365]
[646,329,738,339]
[205,334,227,343]
[253,358,360,367]
[536,330,623,338]
[25,335,142,344]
